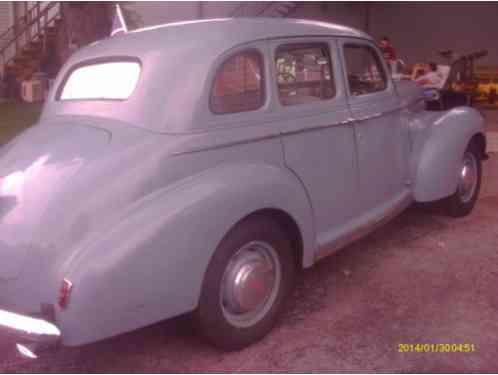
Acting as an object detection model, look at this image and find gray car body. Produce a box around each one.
[0,18,486,346]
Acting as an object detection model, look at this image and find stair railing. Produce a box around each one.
[0,2,61,75]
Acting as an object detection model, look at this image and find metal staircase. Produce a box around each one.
[0,2,62,81]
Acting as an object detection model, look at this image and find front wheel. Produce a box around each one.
[195,216,296,350]
[444,143,482,217]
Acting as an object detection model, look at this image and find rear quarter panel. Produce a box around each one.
[58,135,315,346]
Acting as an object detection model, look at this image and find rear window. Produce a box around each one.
[59,61,141,100]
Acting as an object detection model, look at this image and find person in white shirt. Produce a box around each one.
[412,62,442,88]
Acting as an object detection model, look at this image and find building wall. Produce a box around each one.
[127,2,205,25]
[369,2,498,66]
[127,2,498,67]
[128,2,366,30]
[292,2,367,30]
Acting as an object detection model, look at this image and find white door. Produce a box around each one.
[269,38,360,251]
[340,39,410,213]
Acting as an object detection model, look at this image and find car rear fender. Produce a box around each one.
[57,162,314,346]
[412,107,486,202]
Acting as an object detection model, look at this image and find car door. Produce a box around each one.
[339,38,411,214]
[268,38,360,254]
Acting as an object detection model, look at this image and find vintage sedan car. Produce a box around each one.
[0,18,487,356]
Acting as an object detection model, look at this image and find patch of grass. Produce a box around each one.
[0,101,43,145]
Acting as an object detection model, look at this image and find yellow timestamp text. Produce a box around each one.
[398,343,476,353]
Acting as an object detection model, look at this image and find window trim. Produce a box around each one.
[209,48,266,115]
[342,42,389,97]
[55,56,142,102]
[274,41,336,107]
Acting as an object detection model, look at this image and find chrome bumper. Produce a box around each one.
[0,309,60,344]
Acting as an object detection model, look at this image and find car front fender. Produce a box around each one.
[412,107,486,202]
[57,162,314,346]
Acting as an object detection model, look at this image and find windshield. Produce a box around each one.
[59,61,141,100]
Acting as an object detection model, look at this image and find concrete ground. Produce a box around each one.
[1,111,498,373]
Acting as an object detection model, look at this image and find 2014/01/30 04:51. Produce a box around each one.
[398,343,476,353]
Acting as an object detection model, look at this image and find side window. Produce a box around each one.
[275,43,335,106]
[210,50,264,114]
[343,44,387,96]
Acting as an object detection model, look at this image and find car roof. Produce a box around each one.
[131,17,371,42]
[72,18,371,62]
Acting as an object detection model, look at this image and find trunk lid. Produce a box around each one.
[0,122,110,279]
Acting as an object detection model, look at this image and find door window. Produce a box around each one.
[343,44,387,96]
[210,49,264,114]
[275,43,335,106]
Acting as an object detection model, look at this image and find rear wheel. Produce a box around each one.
[444,142,482,217]
[195,216,296,350]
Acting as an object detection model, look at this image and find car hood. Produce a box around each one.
[0,122,111,279]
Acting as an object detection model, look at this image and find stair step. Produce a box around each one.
[22,46,42,54]
[29,40,43,48]
[14,53,36,60]
[46,26,59,33]
[14,56,30,63]
[12,62,40,71]
[18,61,40,68]
[15,63,34,69]
[22,48,42,56]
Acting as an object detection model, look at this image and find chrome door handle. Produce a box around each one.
[340,118,355,125]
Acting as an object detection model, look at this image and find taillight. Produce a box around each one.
[58,278,73,309]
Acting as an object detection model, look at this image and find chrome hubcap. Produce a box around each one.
[458,152,478,203]
[220,241,281,328]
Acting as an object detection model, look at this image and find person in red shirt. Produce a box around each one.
[379,36,397,63]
